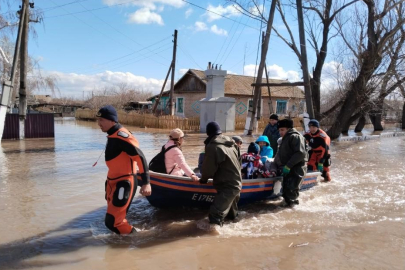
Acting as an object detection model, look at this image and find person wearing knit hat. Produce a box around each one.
[304,119,332,182]
[163,128,199,181]
[308,119,320,128]
[200,121,242,227]
[96,105,151,235]
[276,117,308,207]
[263,114,280,158]
[206,121,222,137]
[247,142,260,155]
[96,105,118,132]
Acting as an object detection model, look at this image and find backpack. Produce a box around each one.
[149,145,178,174]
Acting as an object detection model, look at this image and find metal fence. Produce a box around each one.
[2,113,55,140]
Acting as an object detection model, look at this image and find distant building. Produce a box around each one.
[148,69,306,118]
[124,101,152,112]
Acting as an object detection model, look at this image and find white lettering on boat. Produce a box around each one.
[191,193,215,202]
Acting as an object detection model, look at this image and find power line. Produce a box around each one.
[42,0,91,12]
[221,16,249,65]
[213,16,238,65]
[217,14,245,65]
[181,0,260,31]
[84,44,173,75]
[48,0,168,68]
[44,0,141,19]
[93,36,171,67]
[177,43,204,70]
[77,2,170,62]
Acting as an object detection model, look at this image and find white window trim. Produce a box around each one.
[276,100,289,115]
[176,97,185,116]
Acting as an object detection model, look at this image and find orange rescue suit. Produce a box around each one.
[104,124,150,234]
[304,128,331,176]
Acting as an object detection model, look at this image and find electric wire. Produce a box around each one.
[48,0,168,69]
[77,2,170,62]
[177,43,204,70]
[44,0,143,19]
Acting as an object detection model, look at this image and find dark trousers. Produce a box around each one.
[209,187,240,224]
[282,165,306,203]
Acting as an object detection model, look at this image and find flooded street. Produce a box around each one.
[1,119,404,270]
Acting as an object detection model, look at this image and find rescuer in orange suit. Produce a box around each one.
[304,119,332,182]
[96,105,151,234]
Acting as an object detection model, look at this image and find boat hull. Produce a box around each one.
[138,171,321,209]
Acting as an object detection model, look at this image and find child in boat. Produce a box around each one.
[241,142,272,179]
[267,137,283,177]
[164,128,199,181]
[255,135,273,164]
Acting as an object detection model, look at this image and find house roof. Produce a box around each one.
[148,69,305,100]
[188,69,304,98]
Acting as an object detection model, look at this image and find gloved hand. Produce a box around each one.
[317,163,324,172]
[245,155,255,162]
[282,166,290,176]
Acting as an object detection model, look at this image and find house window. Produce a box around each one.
[176,97,184,114]
[299,100,305,113]
[276,100,287,114]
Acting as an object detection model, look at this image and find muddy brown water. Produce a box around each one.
[0,119,404,270]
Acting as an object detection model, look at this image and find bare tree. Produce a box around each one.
[86,84,152,110]
[1,2,55,104]
[271,0,359,119]
[326,0,405,138]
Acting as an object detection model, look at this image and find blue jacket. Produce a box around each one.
[262,123,280,157]
[255,135,273,164]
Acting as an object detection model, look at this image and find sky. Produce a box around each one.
[4,0,340,99]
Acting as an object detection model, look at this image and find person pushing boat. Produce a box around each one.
[199,121,242,226]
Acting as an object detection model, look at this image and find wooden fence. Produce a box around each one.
[75,109,303,131]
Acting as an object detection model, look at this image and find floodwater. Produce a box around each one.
[0,119,404,270]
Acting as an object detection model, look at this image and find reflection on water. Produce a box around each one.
[0,120,404,269]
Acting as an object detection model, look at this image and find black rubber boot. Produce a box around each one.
[209,214,224,227]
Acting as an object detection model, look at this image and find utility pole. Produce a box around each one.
[152,64,172,114]
[0,0,26,141]
[19,0,29,139]
[296,0,315,119]
[243,43,247,75]
[168,29,177,116]
[264,64,274,114]
[246,0,277,135]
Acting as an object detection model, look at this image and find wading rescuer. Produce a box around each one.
[199,121,242,226]
[277,119,308,207]
[96,105,151,234]
[303,119,332,182]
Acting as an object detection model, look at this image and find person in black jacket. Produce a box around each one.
[200,122,242,226]
[277,119,308,207]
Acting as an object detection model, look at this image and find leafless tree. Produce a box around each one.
[229,0,359,120]
[85,84,152,110]
[325,0,405,138]
[1,2,55,105]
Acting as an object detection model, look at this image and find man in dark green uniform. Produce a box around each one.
[200,122,242,226]
[277,119,308,207]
